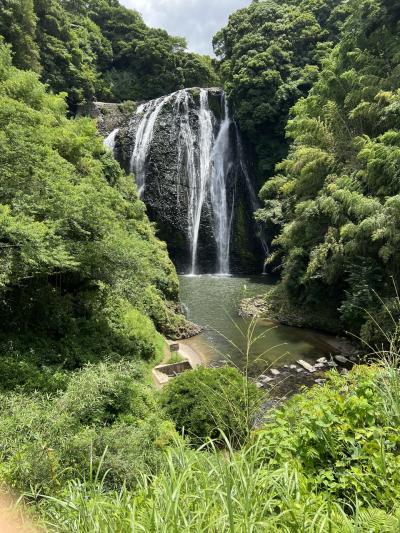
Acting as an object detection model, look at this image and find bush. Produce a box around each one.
[258,365,400,509]
[160,367,262,448]
[0,354,69,394]
[107,302,165,362]
[0,362,175,493]
[92,418,178,488]
[57,361,152,426]
[36,364,400,532]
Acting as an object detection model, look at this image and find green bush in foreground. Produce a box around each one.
[161,366,263,448]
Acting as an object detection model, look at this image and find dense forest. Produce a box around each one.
[216,0,400,341]
[213,0,352,179]
[0,0,218,108]
[0,0,400,530]
[257,0,400,342]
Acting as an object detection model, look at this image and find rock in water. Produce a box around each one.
[335,355,350,365]
[297,360,316,373]
[106,88,265,274]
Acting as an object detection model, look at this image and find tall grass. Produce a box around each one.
[29,312,400,532]
[37,434,400,532]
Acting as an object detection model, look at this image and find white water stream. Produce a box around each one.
[129,88,235,275]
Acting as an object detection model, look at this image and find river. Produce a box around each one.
[179,275,335,378]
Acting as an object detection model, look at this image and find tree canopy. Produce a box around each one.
[213,0,351,180]
[0,41,188,381]
[0,0,219,109]
[257,0,400,341]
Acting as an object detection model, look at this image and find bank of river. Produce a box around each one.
[179,275,342,381]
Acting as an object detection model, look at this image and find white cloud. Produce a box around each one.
[120,0,251,55]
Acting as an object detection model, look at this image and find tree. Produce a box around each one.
[0,0,41,72]
[213,0,350,180]
[0,0,219,108]
[0,42,184,372]
[257,0,400,341]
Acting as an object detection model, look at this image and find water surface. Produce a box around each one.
[179,275,333,377]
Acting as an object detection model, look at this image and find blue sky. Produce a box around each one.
[120,0,251,55]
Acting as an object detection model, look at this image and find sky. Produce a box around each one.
[120,0,251,56]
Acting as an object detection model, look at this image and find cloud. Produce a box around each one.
[120,0,251,55]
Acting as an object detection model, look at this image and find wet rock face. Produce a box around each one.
[138,90,223,273]
[109,87,265,274]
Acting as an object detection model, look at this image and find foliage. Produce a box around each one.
[87,0,219,103]
[0,0,41,72]
[259,365,400,509]
[0,0,219,108]
[213,0,351,179]
[0,42,187,386]
[161,366,262,448]
[1,1,400,531]
[257,0,400,341]
[33,363,400,532]
[0,362,177,493]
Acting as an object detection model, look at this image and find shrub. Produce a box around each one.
[0,362,174,493]
[56,361,152,426]
[92,418,178,488]
[258,365,400,509]
[104,301,165,362]
[160,367,262,448]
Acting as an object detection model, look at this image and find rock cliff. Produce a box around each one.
[100,88,265,274]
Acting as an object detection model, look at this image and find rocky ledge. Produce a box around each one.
[77,100,137,137]
[240,292,344,334]
[170,319,203,341]
[239,297,270,319]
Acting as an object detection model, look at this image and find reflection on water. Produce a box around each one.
[179,275,332,376]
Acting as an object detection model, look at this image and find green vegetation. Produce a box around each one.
[0,362,178,495]
[256,0,400,341]
[213,0,351,179]
[0,41,189,391]
[167,351,185,364]
[0,0,400,530]
[0,0,219,109]
[161,366,261,447]
[23,361,400,531]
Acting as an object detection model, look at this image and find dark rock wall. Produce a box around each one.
[102,88,265,274]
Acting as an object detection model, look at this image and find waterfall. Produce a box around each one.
[129,95,172,197]
[128,88,235,275]
[174,91,196,209]
[104,128,119,153]
[210,95,233,274]
[125,88,263,274]
[189,90,214,275]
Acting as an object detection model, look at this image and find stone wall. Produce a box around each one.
[77,101,137,136]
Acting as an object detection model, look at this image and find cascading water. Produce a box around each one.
[104,128,119,153]
[210,94,233,274]
[129,95,173,196]
[128,88,235,275]
[190,90,214,275]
